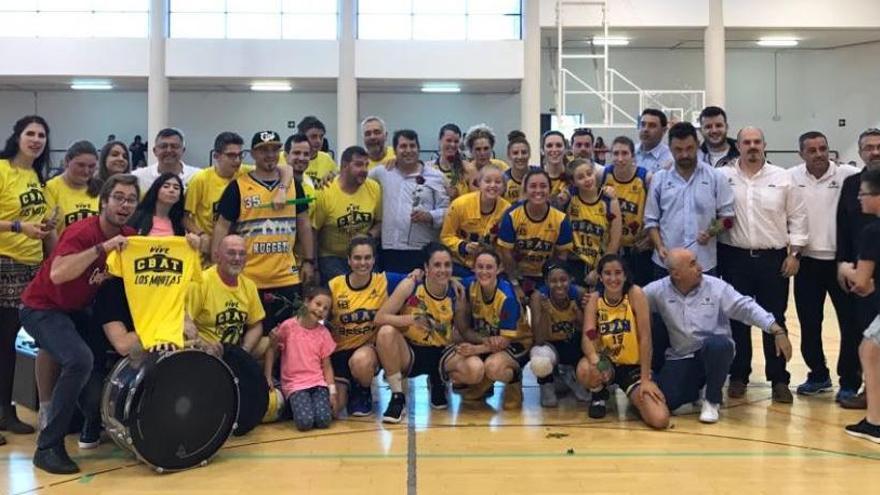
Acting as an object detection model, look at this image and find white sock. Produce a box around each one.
[387,372,403,393]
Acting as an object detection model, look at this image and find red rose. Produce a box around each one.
[513,251,523,262]
[606,212,617,221]
[499,310,509,321]
[490,224,500,235]
[415,175,426,185]
[521,278,536,294]
[406,295,420,307]
[722,217,734,230]
[627,221,640,233]
[585,328,598,341]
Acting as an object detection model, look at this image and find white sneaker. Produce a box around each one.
[699,401,720,424]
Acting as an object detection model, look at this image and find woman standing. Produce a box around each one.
[428,124,469,200]
[567,159,622,287]
[97,140,131,184]
[540,131,571,209]
[45,141,101,235]
[127,173,187,236]
[0,116,56,441]
[502,131,536,204]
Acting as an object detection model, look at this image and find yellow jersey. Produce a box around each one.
[186,264,265,345]
[497,202,574,278]
[567,194,612,269]
[440,191,510,268]
[537,285,582,343]
[601,165,649,247]
[596,292,640,365]
[430,160,470,198]
[184,165,254,237]
[328,272,403,351]
[395,280,457,347]
[312,177,382,258]
[489,158,510,171]
[465,277,531,346]
[44,175,99,235]
[106,236,202,348]
[501,166,539,204]
[367,146,396,170]
[305,151,336,183]
[0,160,48,264]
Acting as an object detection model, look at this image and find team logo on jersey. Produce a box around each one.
[64,206,98,226]
[336,205,373,232]
[133,246,185,286]
[19,186,47,217]
[216,301,248,344]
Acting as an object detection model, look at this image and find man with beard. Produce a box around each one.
[362,116,395,170]
[313,146,382,280]
[718,127,808,404]
[19,175,139,474]
[697,106,739,167]
[836,128,880,408]
[132,127,199,194]
[635,108,674,173]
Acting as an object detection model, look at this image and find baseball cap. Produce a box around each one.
[251,130,281,149]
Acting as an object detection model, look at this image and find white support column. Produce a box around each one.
[522,0,541,151]
[148,0,169,146]
[704,0,725,108]
[337,0,357,154]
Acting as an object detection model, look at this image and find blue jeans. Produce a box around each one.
[656,335,735,409]
[318,256,349,284]
[20,307,94,450]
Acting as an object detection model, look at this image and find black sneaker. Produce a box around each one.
[845,418,880,443]
[588,399,607,419]
[78,419,102,450]
[33,446,79,475]
[382,393,406,424]
[349,384,373,417]
[428,381,448,410]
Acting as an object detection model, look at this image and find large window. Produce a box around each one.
[358,0,521,40]
[0,0,149,38]
[169,0,338,40]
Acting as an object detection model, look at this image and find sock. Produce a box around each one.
[387,372,403,393]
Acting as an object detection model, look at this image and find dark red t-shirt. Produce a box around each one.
[21,216,135,312]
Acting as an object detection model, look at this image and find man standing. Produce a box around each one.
[313,146,382,280]
[19,175,138,474]
[369,129,449,273]
[570,128,595,162]
[697,106,739,167]
[213,131,315,334]
[718,127,808,403]
[836,128,880,407]
[362,116,395,170]
[298,116,337,183]
[132,127,199,194]
[635,108,674,173]
[646,249,792,423]
[788,131,860,397]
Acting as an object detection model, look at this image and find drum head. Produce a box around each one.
[223,346,269,436]
[130,350,238,471]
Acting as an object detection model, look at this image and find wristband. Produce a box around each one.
[11,220,21,233]
[328,384,337,394]
[95,243,106,257]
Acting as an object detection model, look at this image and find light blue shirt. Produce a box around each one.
[644,162,735,271]
[369,163,449,251]
[643,275,776,360]
[635,142,674,174]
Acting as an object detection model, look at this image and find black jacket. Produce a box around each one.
[699,137,739,167]
[836,170,872,262]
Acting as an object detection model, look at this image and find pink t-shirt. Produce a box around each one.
[276,318,336,397]
[149,215,174,236]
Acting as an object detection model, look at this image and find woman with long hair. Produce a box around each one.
[0,115,57,440]
[97,140,131,184]
[428,123,470,200]
[127,172,187,236]
[567,159,622,287]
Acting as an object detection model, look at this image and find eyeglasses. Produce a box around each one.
[156,142,182,150]
[220,152,244,161]
[110,194,138,205]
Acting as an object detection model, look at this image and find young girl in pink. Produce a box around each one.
[265,287,337,431]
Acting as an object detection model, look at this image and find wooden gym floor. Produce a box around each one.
[3,293,880,494]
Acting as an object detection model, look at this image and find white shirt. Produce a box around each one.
[368,163,449,251]
[787,161,859,260]
[132,162,200,196]
[719,160,808,250]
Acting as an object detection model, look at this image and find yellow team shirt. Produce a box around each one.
[497,203,574,278]
[233,173,301,289]
[440,191,510,268]
[44,175,99,235]
[184,165,253,237]
[601,166,648,247]
[0,160,48,264]
[567,194,612,270]
[549,175,567,198]
[538,285,581,343]
[187,265,265,345]
[106,236,202,348]
[489,158,510,171]
[313,177,382,258]
[305,151,336,183]
[502,168,530,204]
[367,146,396,170]
[328,272,401,351]
[466,278,531,347]
[398,281,457,347]
[596,293,640,365]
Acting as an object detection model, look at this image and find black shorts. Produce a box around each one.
[611,364,642,395]
[548,337,583,367]
[477,341,530,370]
[405,344,456,383]
[259,284,302,334]
[330,345,378,385]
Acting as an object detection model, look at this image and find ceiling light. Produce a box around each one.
[70,80,113,90]
[421,83,461,93]
[250,81,293,92]
[592,36,630,46]
[757,37,798,47]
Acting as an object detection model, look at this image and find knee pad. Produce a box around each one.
[530,345,557,378]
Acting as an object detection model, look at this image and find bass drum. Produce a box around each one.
[222,345,268,436]
[102,349,239,473]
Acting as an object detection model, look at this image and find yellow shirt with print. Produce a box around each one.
[596,293,640,365]
[496,203,574,278]
[440,191,509,268]
[106,236,202,348]
[187,265,265,345]
[184,165,254,237]
[601,166,648,247]
[44,175,99,235]
[567,194,611,270]
[467,278,532,347]
[305,151,336,183]
[0,160,49,264]
[328,272,399,351]
[313,177,382,258]
[538,286,581,343]
[367,146,396,170]
[400,282,456,347]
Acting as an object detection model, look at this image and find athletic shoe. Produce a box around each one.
[771,383,794,404]
[845,418,880,443]
[502,382,523,411]
[461,377,494,401]
[558,366,591,402]
[78,420,102,450]
[428,381,448,410]
[727,380,747,399]
[348,384,373,417]
[699,401,720,424]
[0,405,35,434]
[588,399,607,419]
[796,378,833,396]
[33,446,79,475]
[837,389,867,409]
[382,393,406,424]
[540,382,558,408]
